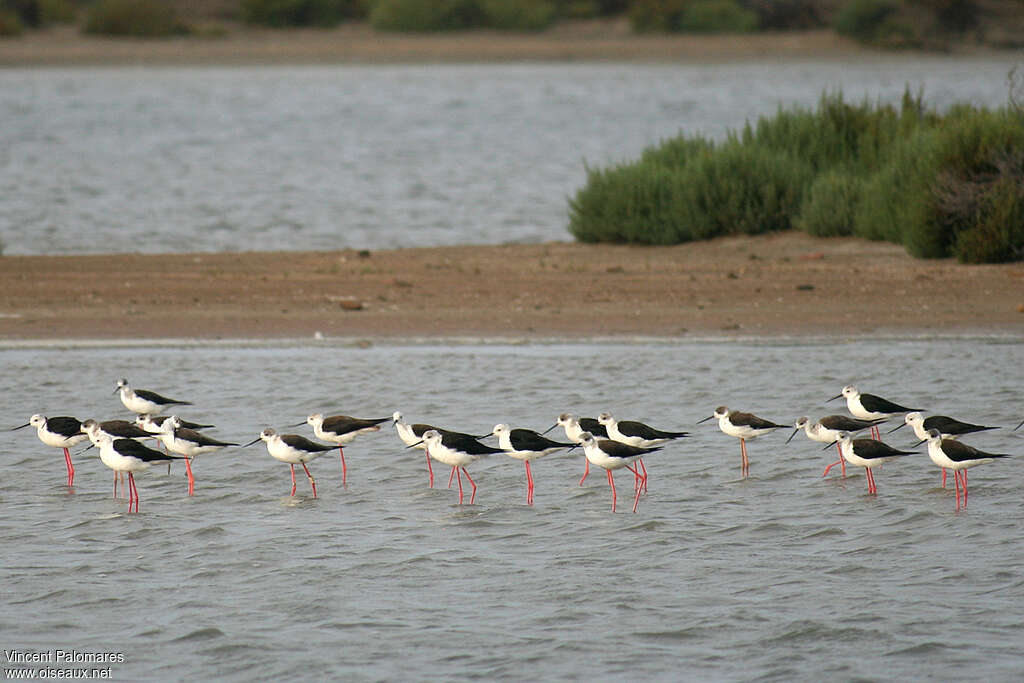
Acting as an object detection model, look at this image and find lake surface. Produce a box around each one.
[2,58,1020,255]
[1,338,1022,680]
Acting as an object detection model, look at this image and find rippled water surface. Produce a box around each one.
[1,338,1022,680]
[1,58,1019,255]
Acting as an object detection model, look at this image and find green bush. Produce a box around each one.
[483,0,555,30]
[39,0,76,24]
[0,8,23,34]
[369,0,486,31]
[796,169,862,236]
[84,0,183,36]
[833,0,897,42]
[241,0,364,27]
[567,90,1024,263]
[678,0,757,33]
[628,0,688,32]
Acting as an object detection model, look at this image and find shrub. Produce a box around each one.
[833,0,897,42]
[241,0,363,27]
[84,0,183,36]
[0,8,23,34]
[483,0,555,30]
[678,0,757,33]
[796,169,862,236]
[743,0,823,30]
[567,89,1023,263]
[39,0,76,24]
[628,0,688,32]
[369,0,486,31]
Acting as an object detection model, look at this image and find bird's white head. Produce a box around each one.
[904,412,924,426]
[597,412,614,425]
[491,424,510,437]
[307,413,324,428]
[556,413,577,427]
[842,385,859,399]
[29,414,46,428]
[794,416,810,429]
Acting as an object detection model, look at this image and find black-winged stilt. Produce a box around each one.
[115,378,191,415]
[12,414,88,487]
[828,432,918,495]
[699,407,787,478]
[294,413,389,487]
[918,428,1012,510]
[83,420,187,513]
[577,432,661,513]
[890,411,999,488]
[153,416,238,495]
[828,385,920,439]
[412,430,503,505]
[490,423,575,505]
[786,415,886,477]
[243,428,335,498]
[544,414,609,487]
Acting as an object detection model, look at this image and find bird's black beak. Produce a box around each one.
[785,428,799,444]
[10,423,30,431]
[78,444,95,454]
[913,438,927,447]
[822,440,838,451]
[288,420,306,428]
[406,439,424,449]
[827,393,843,402]
[887,423,906,434]
[541,423,557,435]
[696,415,713,424]
[112,386,120,395]
[241,437,262,448]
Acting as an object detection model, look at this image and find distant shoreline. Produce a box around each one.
[5,22,1017,68]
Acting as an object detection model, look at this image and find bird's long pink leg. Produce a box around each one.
[740,440,749,478]
[626,464,642,513]
[112,471,118,499]
[962,469,968,508]
[447,466,456,489]
[866,468,876,495]
[128,472,138,513]
[64,447,75,487]
[953,469,962,510]
[454,467,464,504]
[463,468,477,505]
[424,449,434,488]
[941,468,947,489]
[525,461,533,506]
[289,464,297,497]
[635,459,648,492]
[301,462,317,498]
[184,458,195,496]
[578,460,590,487]
[838,443,846,477]
[339,446,347,487]
[870,425,880,440]
[607,468,616,512]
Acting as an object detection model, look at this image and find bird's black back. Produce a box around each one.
[440,432,504,455]
[578,417,608,438]
[46,416,84,437]
[508,429,574,452]
[135,388,191,406]
[924,415,996,436]
[617,420,688,440]
[280,434,336,452]
[859,393,918,414]
[114,438,181,462]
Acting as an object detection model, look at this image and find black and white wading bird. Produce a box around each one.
[828,432,918,496]
[544,414,609,486]
[700,407,788,478]
[411,430,504,505]
[828,385,920,440]
[918,428,1012,510]
[890,411,999,488]
[83,420,188,513]
[293,413,389,487]
[577,432,662,513]
[12,415,89,487]
[244,428,336,498]
[489,423,575,505]
[115,378,191,416]
[787,415,887,478]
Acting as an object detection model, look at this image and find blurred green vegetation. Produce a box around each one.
[1,0,1017,47]
[569,91,1024,263]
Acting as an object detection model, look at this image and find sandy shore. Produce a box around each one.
[2,233,1021,342]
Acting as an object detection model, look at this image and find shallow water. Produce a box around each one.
[1,58,1019,255]
[1,338,1022,680]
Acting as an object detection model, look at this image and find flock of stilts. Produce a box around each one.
[10,379,1022,513]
